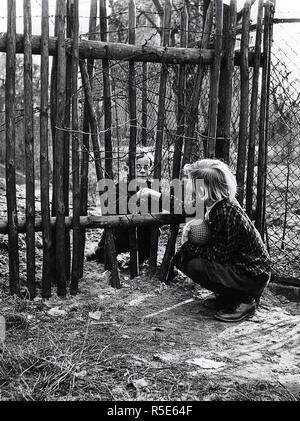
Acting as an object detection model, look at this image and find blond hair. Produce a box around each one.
[183,159,237,203]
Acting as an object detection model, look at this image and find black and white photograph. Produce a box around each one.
[0,0,299,404]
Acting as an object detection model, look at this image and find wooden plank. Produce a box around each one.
[160,6,188,284]
[70,0,80,295]
[0,32,262,66]
[0,214,186,234]
[246,0,263,216]
[236,0,251,205]
[149,0,172,276]
[216,0,237,163]
[55,0,67,296]
[24,0,36,299]
[40,0,52,298]
[182,0,213,165]
[78,0,97,279]
[5,0,20,296]
[128,0,139,279]
[207,0,223,158]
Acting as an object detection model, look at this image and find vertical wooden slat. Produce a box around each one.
[263,1,275,231]
[79,62,103,182]
[55,0,67,296]
[159,6,188,284]
[24,0,36,298]
[216,0,237,163]
[246,0,263,216]
[236,0,251,205]
[50,1,58,283]
[6,0,20,296]
[141,62,148,146]
[99,0,120,289]
[70,0,80,294]
[207,0,223,158]
[100,0,113,179]
[63,0,72,286]
[256,0,273,236]
[149,0,172,276]
[172,7,188,179]
[78,0,97,279]
[40,0,52,298]
[128,0,139,279]
[182,0,213,165]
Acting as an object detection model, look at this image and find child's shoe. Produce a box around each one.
[214,300,256,322]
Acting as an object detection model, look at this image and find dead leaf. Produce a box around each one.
[133,378,148,388]
[187,357,226,369]
[88,311,102,320]
[152,326,164,332]
[47,307,67,317]
[74,370,87,379]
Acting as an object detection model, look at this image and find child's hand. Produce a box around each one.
[136,187,161,201]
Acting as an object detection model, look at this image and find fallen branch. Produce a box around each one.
[142,298,194,320]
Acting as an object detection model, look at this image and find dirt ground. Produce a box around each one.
[0,185,299,401]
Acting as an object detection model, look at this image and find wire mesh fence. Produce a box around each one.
[265,22,300,279]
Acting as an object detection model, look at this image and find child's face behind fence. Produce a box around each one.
[136,155,151,182]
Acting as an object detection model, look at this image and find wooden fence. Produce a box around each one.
[1,0,274,298]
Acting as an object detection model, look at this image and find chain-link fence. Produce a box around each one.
[265,22,300,279]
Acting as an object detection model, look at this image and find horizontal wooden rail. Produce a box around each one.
[0,213,186,234]
[0,33,261,66]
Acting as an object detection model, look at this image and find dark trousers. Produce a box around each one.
[94,225,153,264]
[177,257,270,303]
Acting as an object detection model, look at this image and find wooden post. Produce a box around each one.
[24,0,36,299]
[55,0,67,296]
[63,0,72,286]
[70,0,80,295]
[207,0,223,158]
[216,0,237,163]
[49,1,58,283]
[256,0,273,236]
[100,0,113,179]
[159,6,188,283]
[172,7,188,180]
[78,0,97,279]
[79,62,103,182]
[40,0,52,298]
[128,0,139,279]
[182,0,213,165]
[141,62,148,146]
[99,0,120,289]
[149,0,172,276]
[236,0,251,205]
[5,0,20,296]
[263,1,275,232]
[246,0,263,217]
